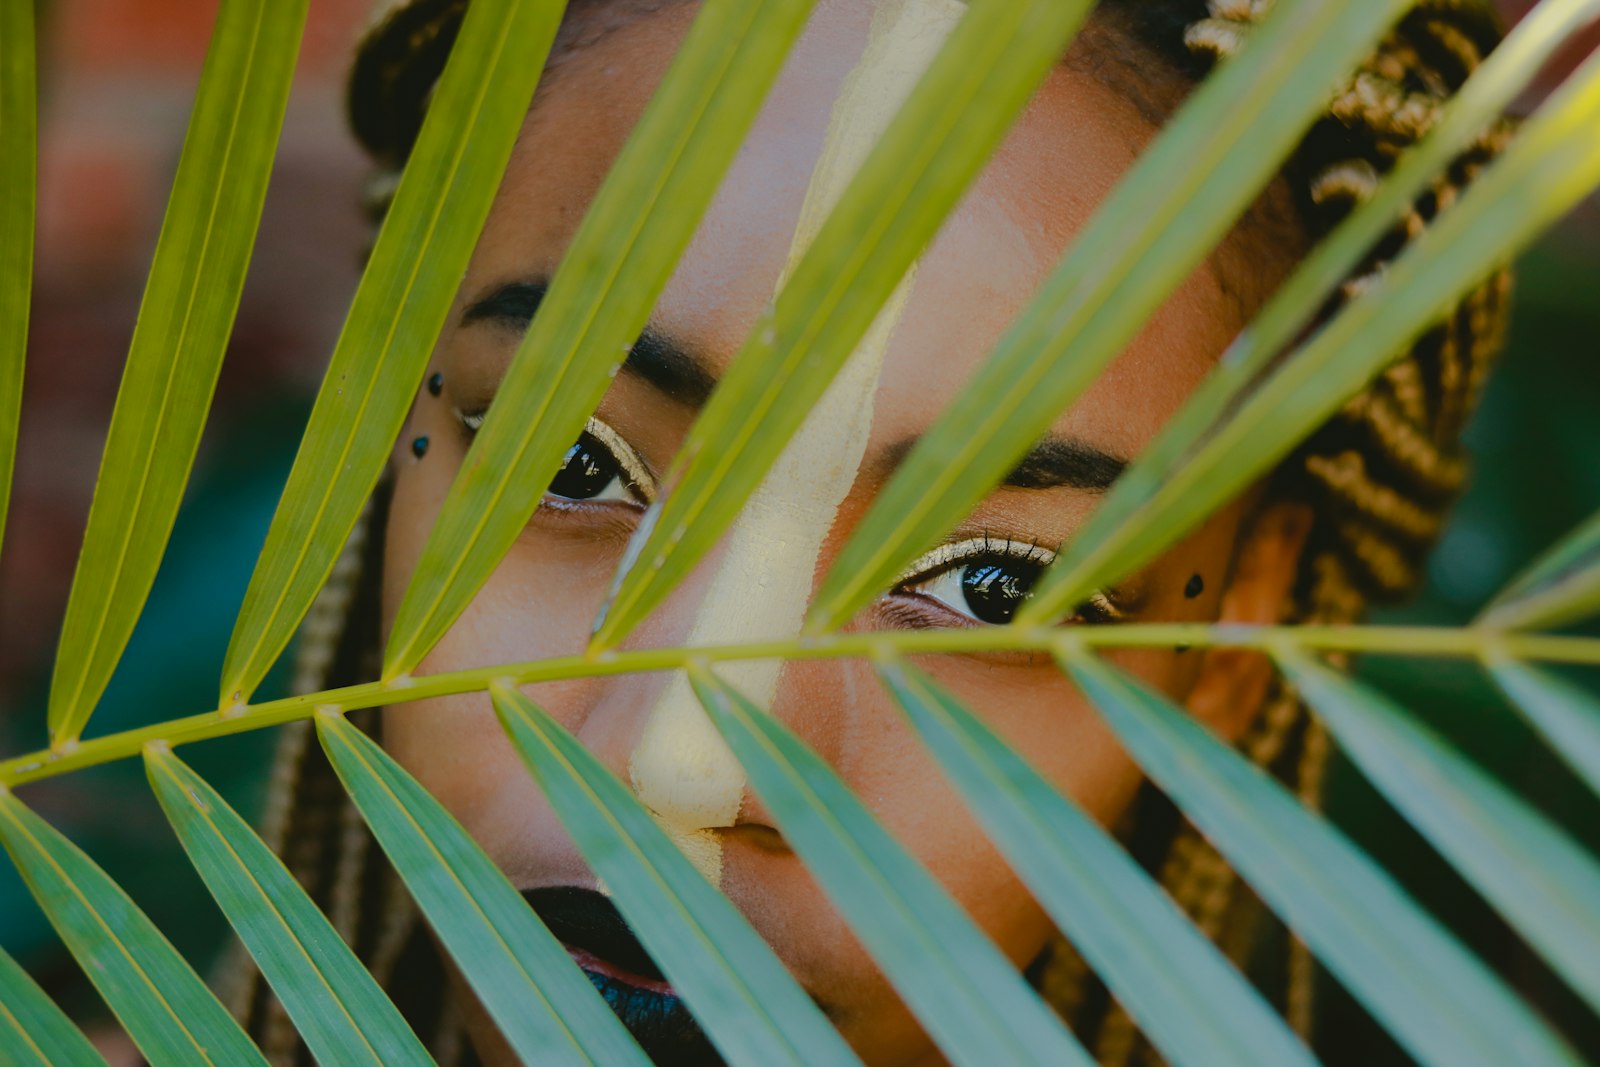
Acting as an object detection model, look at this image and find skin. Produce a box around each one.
[380,1,1312,1063]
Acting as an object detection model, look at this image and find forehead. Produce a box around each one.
[466,0,1246,455]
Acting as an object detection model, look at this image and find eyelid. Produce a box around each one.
[453,408,658,504]
[893,536,1056,586]
[583,417,657,504]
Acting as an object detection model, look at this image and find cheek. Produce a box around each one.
[906,653,1150,832]
[380,678,621,889]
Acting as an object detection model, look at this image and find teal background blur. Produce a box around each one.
[0,1,1596,1063]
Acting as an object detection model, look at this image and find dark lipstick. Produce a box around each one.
[523,887,725,1066]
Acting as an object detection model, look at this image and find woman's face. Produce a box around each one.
[381,2,1307,1063]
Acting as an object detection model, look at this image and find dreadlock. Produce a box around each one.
[231,1,1514,1063]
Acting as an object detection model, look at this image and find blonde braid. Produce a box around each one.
[1059,4,1512,1061]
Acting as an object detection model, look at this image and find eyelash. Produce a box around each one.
[453,408,1117,626]
[891,535,1125,627]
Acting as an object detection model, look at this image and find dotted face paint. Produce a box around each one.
[426,371,444,397]
[411,435,430,459]
[1185,573,1205,599]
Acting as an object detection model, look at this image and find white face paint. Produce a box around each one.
[625,0,966,884]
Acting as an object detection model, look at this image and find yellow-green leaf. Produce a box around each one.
[1016,0,1600,625]
[1480,507,1600,631]
[220,0,567,705]
[383,0,817,676]
[589,0,1097,649]
[0,0,36,566]
[48,0,307,745]
[1015,49,1600,623]
[806,0,1415,632]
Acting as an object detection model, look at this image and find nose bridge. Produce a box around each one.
[621,0,961,886]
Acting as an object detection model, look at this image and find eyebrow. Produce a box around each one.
[882,435,1127,493]
[462,280,1126,492]
[461,280,718,407]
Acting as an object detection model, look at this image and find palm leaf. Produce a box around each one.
[1480,506,1600,631]
[806,0,1416,631]
[4,0,1599,1062]
[589,0,1098,648]
[219,0,567,705]
[47,0,307,744]
[383,0,817,676]
[1277,646,1600,1016]
[875,657,1316,1067]
[314,712,651,1067]
[144,745,432,1067]
[0,0,36,564]
[1007,48,1600,618]
[489,682,861,1067]
[1058,647,1583,1067]
[0,945,107,1067]
[0,792,268,1067]
[1485,656,1600,798]
[687,666,1093,1067]
[1016,0,1600,624]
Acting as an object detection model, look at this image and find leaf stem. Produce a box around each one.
[2,624,1595,788]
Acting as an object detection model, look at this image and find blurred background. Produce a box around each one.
[0,0,1596,1062]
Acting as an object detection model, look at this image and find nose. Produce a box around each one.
[589,0,949,885]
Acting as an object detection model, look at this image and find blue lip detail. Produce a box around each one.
[523,887,724,1065]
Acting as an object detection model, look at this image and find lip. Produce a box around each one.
[523,886,725,1066]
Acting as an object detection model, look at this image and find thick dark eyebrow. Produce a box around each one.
[882,435,1127,493]
[461,280,718,407]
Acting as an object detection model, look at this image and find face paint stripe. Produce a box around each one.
[626,0,965,885]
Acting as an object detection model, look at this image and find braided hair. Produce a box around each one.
[231,2,1513,1063]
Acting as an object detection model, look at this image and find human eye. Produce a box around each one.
[892,536,1124,627]
[455,408,656,507]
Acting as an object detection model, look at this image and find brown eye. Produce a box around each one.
[954,560,1044,625]
[896,537,1124,628]
[456,411,657,506]
[547,433,635,503]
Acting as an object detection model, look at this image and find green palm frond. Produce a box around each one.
[688,667,1091,1066]
[219,0,567,707]
[0,793,269,1066]
[316,712,652,1065]
[1057,648,1584,1067]
[48,0,307,744]
[490,684,857,1065]
[0,0,34,570]
[146,745,434,1065]
[384,0,819,676]
[2,0,1598,1063]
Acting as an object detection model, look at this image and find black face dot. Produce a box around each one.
[1184,574,1205,599]
[411,435,430,458]
[960,560,1044,625]
[426,372,444,397]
